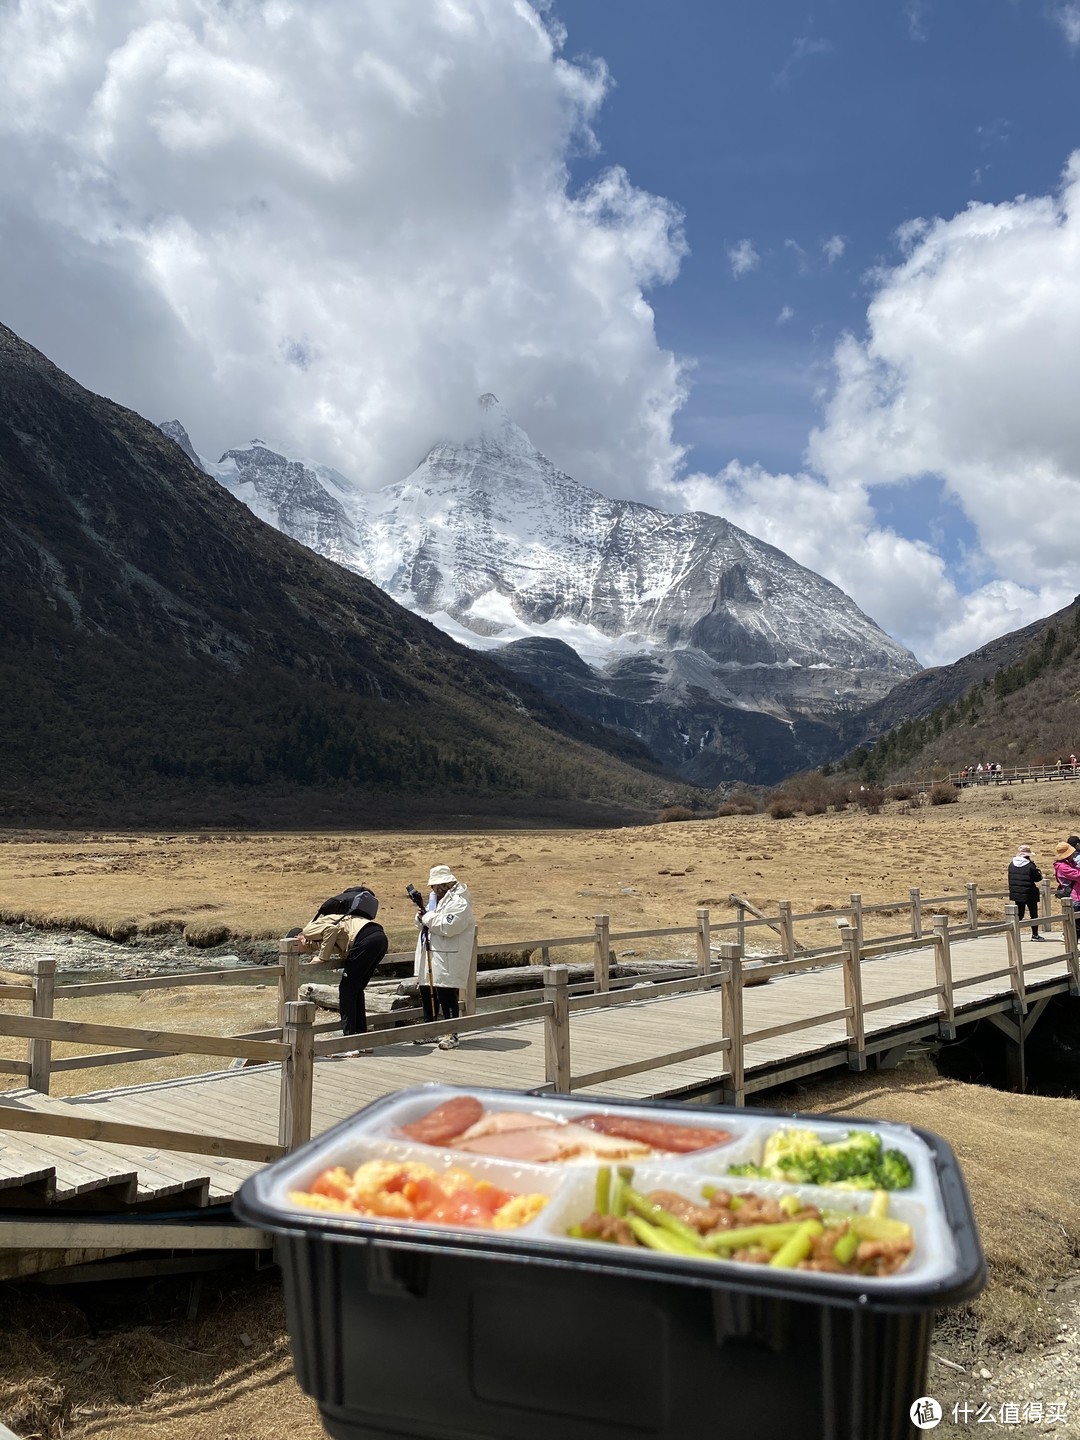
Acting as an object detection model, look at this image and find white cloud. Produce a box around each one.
[904,1,929,42]
[1055,4,1080,48]
[727,238,760,278]
[0,0,687,494]
[772,36,834,89]
[808,157,1080,613]
[822,234,846,264]
[776,305,795,325]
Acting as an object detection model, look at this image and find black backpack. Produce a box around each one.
[312,886,378,921]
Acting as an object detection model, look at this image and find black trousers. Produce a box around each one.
[419,985,460,1023]
[1016,896,1039,936]
[339,947,387,1036]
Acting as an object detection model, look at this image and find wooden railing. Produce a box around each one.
[1,885,1078,1161]
[950,761,1080,787]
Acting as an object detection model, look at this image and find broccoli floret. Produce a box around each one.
[731,1128,914,1190]
[875,1148,915,1191]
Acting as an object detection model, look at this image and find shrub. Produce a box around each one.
[928,782,961,806]
[715,802,741,817]
[727,790,760,814]
[890,784,915,801]
[767,798,796,820]
[657,805,696,823]
[854,785,885,813]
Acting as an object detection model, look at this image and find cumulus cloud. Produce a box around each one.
[822,234,845,264]
[728,239,760,277]
[775,305,795,325]
[808,158,1080,616]
[0,0,687,493]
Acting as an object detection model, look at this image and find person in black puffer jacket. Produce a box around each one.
[1007,844,1044,940]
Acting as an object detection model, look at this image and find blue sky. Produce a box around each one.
[3,0,1080,663]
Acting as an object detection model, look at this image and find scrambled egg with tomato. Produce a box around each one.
[289,1160,549,1230]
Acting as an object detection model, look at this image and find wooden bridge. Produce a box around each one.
[0,884,1077,1277]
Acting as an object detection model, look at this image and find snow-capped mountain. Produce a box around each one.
[160,400,921,783]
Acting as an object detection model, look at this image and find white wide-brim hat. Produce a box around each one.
[428,865,458,886]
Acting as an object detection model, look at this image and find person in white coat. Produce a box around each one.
[414,865,475,1050]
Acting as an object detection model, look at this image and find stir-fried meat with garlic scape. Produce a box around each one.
[569,1168,916,1278]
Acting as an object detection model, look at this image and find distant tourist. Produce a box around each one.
[1071,753,1077,772]
[976,762,984,783]
[1056,757,1064,774]
[414,865,476,1050]
[1007,845,1044,941]
[297,886,388,1056]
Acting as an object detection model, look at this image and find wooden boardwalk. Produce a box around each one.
[0,928,1071,1230]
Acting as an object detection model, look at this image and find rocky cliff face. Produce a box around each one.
[164,395,921,784]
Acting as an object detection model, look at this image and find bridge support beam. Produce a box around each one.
[986,997,1052,1093]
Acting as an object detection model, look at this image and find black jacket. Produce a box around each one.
[1007,858,1042,901]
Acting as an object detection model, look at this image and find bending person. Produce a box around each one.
[414,865,475,1051]
[300,887,388,1056]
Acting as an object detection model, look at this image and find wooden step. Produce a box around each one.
[0,1092,212,1210]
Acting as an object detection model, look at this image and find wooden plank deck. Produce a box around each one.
[0,929,1065,1216]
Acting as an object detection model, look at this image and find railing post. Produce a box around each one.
[695,908,711,978]
[966,883,979,934]
[1060,899,1080,996]
[735,900,746,954]
[849,893,864,953]
[778,900,795,966]
[932,915,955,1039]
[909,887,922,939]
[1004,902,1028,1016]
[543,965,571,1093]
[838,924,866,1071]
[717,942,744,1106]
[278,935,300,1033]
[463,928,478,1018]
[278,999,316,1150]
[1040,876,1052,926]
[593,915,610,994]
[28,957,56,1095]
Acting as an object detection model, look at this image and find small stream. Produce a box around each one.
[0,922,278,985]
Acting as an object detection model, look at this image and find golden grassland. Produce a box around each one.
[3,781,1080,1092]
[4,780,1080,950]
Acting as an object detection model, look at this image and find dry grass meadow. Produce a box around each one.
[3,779,1080,1092]
[2,783,1080,1437]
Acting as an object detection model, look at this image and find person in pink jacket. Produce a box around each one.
[1053,841,1080,912]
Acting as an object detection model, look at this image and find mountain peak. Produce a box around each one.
[158,419,200,467]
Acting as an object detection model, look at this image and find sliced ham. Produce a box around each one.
[452,1126,574,1163]
[577,1113,732,1153]
[456,1111,558,1142]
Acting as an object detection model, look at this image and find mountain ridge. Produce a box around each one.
[163,396,920,784]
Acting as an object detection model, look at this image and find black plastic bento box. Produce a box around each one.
[234,1085,986,1440]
